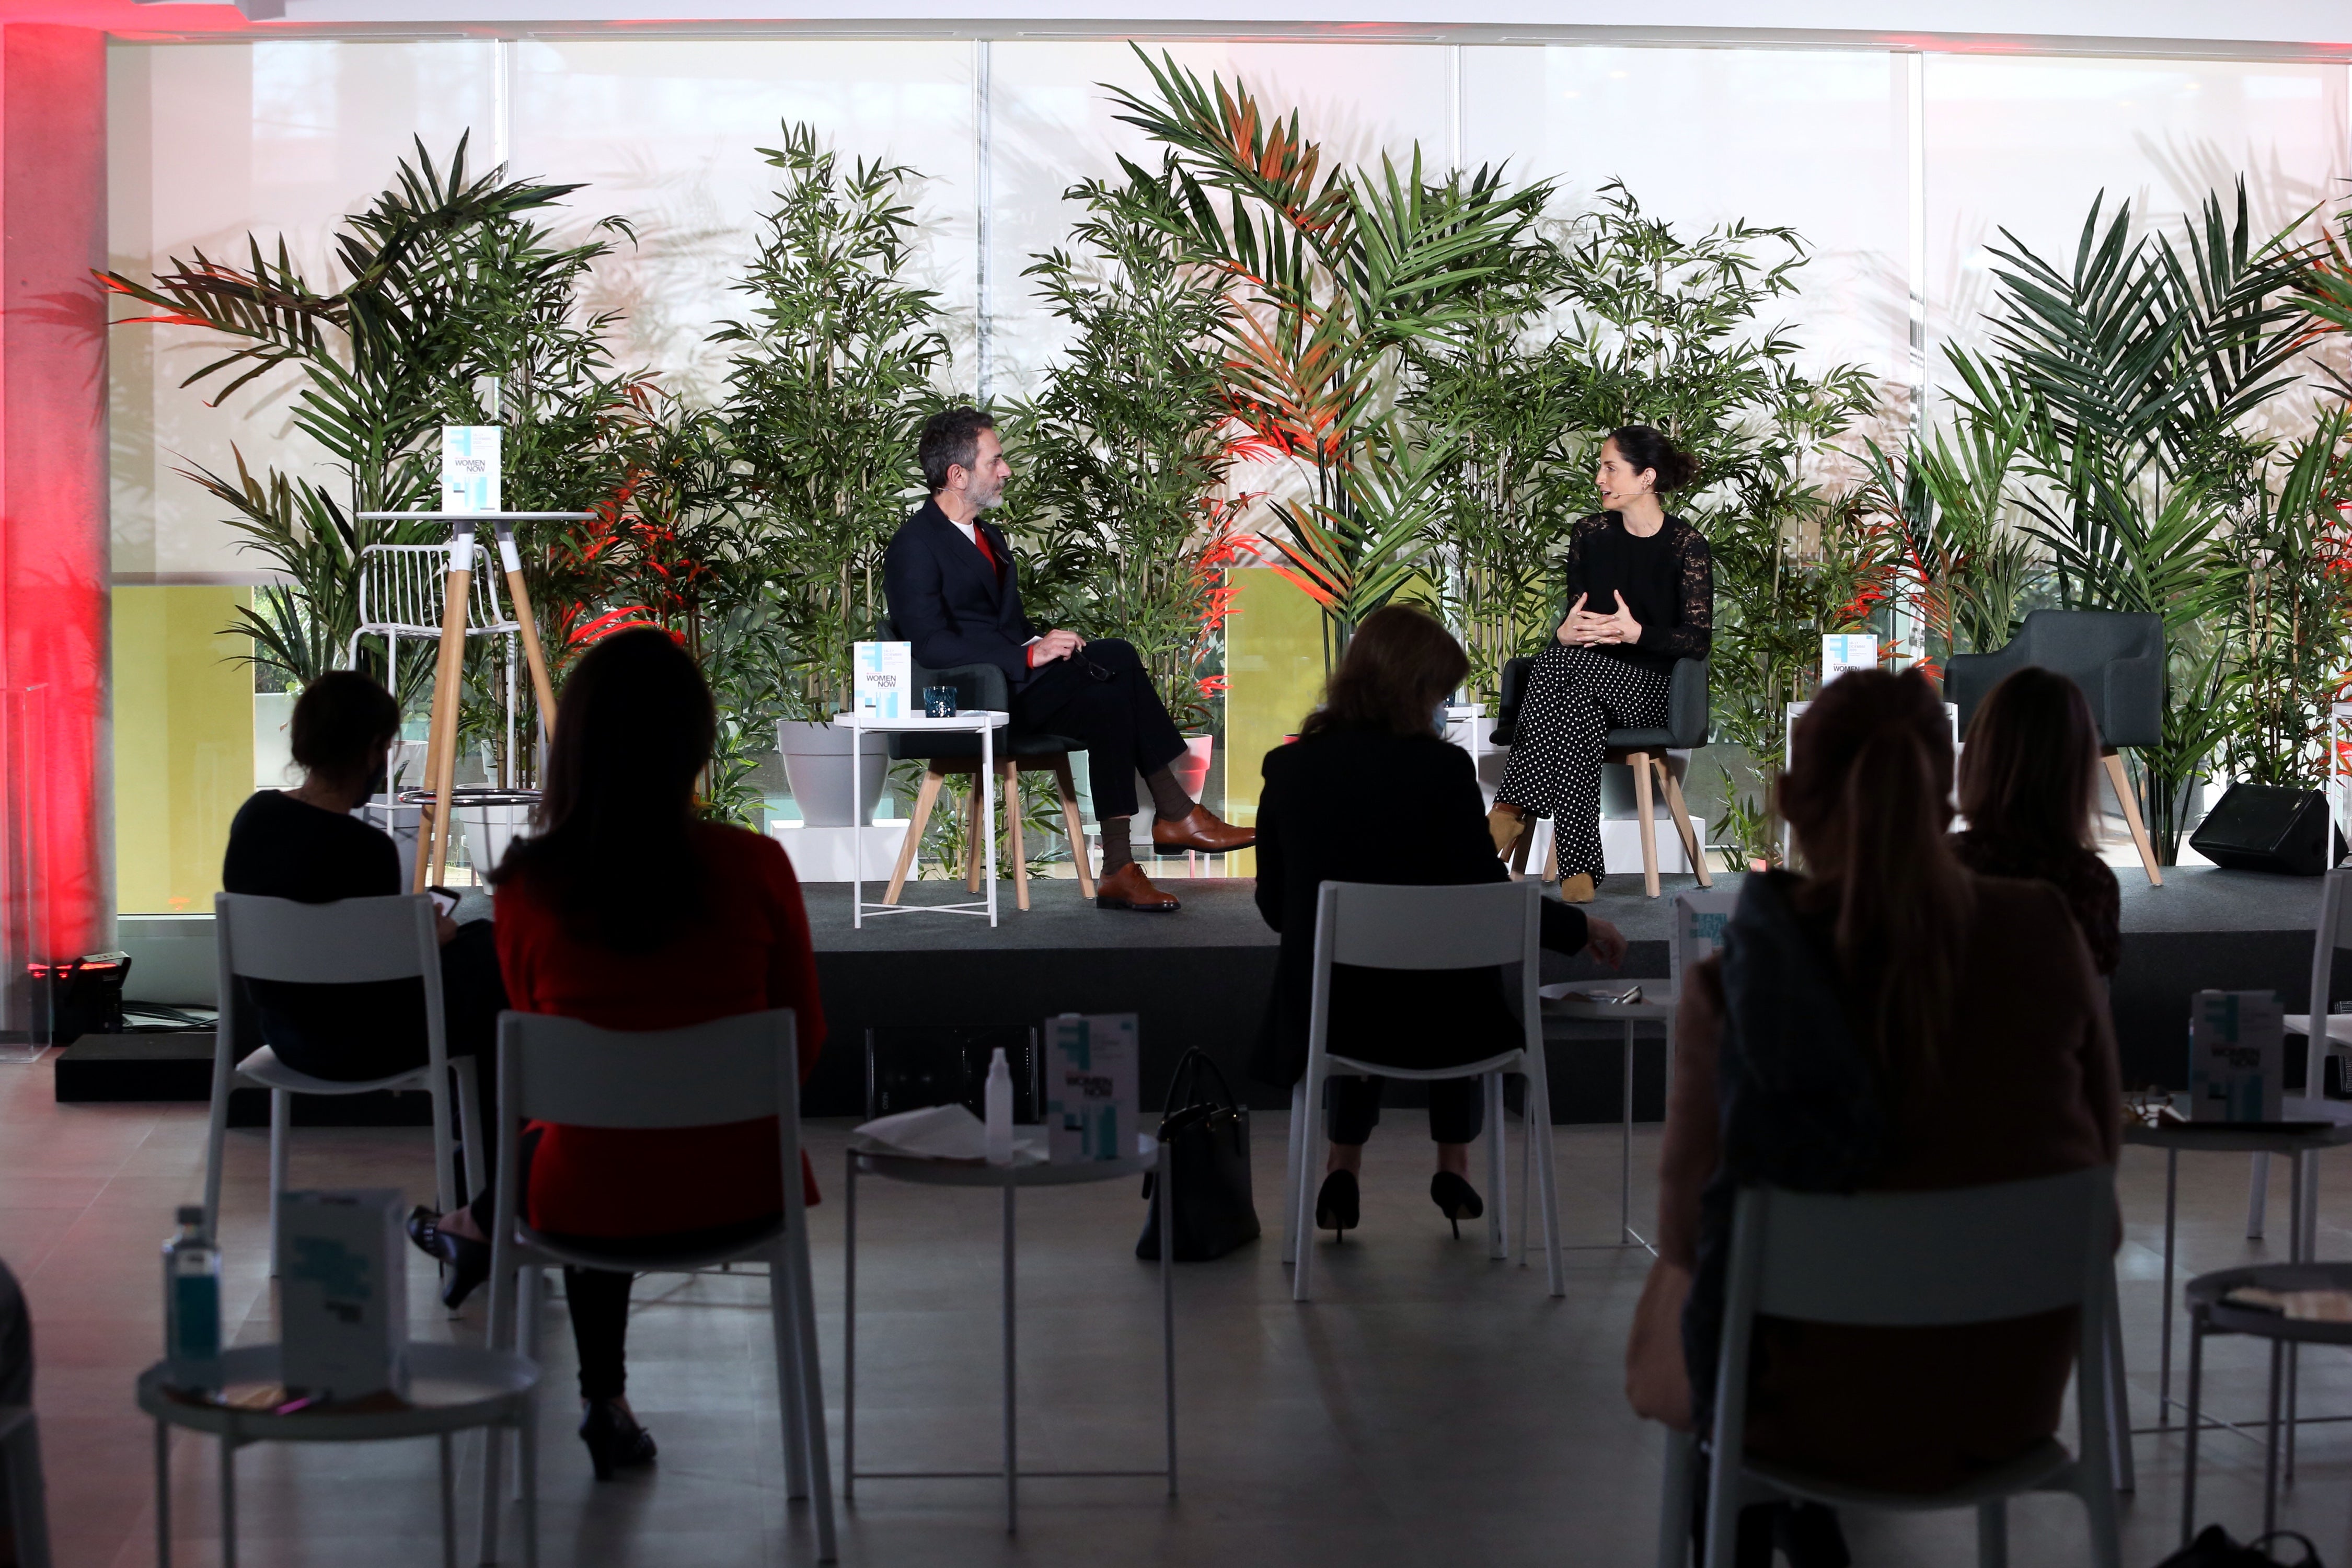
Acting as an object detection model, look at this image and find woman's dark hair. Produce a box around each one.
[1606,424,1696,493]
[1777,668,1974,1070]
[919,406,997,492]
[290,670,400,782]
[1958,666,2101,862]
[1299,604,1469,738]
[491,628,715,952]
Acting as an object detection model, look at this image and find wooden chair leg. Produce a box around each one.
[883,769,943,905]
[1051,757,1096,900]
[1543,820,1560,883]
[1630,751,1661,897]
[1657,757,1712,889]
[1002,758,1029,913]
[2104,750,2163,887]
[963,770,986,892]
[1508,820,1534,879]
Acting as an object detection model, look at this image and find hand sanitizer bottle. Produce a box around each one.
[164,1205,221,1391]
[984,1047,1015,1166]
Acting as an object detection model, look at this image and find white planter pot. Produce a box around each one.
[459,802,535,880]
[778,719,891,827]
[1128,735,1216,848]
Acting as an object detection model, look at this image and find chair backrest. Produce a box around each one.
[1733,1167,2110,1327]
[497,1007,800,1129]
[2303,868,2352,1096]
[1668,889,1739,995]
[355,541,515,637]
[1315,879,1540,973]
[1664,656,1710,748]
[866,1023,1042,1122]
[214,892,437,985]
[1946,609,2164,747]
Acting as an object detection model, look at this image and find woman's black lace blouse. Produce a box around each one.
[1559,512,1714,673]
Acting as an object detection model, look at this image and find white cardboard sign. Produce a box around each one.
[1045,1012,1140,1163]
[854,641,911,720]
[2190,989,2285,1123]
[440,426,502,514]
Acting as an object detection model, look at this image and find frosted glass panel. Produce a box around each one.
[1462,46,1911,390]
[511,39,977,399]
[109,41,500,576]
[1925,56,2349,375]
[988,41,1454,399]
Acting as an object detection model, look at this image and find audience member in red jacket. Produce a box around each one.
[407,627,825,1481]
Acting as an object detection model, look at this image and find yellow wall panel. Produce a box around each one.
[1220,567,1330,876]
[112,586,252,914]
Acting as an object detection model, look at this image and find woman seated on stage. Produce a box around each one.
[1488,425,1712,901]
[221,668,507,1090]
[1952,665,2122,976]
[410,628,825,1482]
[1624,670,2119,1565]
[1252,604,1627,1241]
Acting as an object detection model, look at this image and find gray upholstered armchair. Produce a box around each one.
[1943,608,2165,885]
[1494,654,1713,896]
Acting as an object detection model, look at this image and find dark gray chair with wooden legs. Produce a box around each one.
[1493,654,1713,897]
[878,653,1094,912]
[1944,609,2165,886]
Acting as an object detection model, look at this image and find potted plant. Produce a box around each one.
[1006,155,1250,851]
[714,122,947,827]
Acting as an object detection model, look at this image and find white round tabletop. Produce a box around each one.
[834,710,1010,731]
[853,1146,1157,1188]
[138,1343,538,1444]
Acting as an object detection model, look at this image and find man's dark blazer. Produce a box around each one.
[881,497,1036,688]
[1249,726,1592,1088]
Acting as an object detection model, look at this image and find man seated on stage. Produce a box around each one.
[883,406,1254,912]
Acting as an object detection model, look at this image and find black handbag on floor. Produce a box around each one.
[2161,1527,2322,1567]
[1135,1050,1261,1262]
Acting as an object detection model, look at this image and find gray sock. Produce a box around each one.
[1100,822,1136,873]
[1144,767,1194,823]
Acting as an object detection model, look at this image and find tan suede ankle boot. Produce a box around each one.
[1487,804,1527,857]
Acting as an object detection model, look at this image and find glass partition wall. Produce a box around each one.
[105,36,2352,909]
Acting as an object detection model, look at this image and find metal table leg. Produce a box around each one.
[438,1432,456,1568]
[1159,1143,1177,1496]
[217,1435,237,1568]
[2264,1337,2285,1538]
[2161,1150,2178,1425]
[844,1151,857,1503]
[2288,1155,2304,1481]
[154,1420,170,1568]
[1620,1021,1635,1243]
[1002,1175,1017,1534]
[2182,1315,2205,1547]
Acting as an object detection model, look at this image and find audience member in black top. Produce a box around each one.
[221,671,509,1079]
[1952,665,2122,976]
[1490,425,1713,902]
[1253,604,1628,1240]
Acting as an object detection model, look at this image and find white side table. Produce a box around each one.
[837,709,1009,928]
[137,1342,540,1568]
[1538,987,1677,1255]
[843,1144,1175,1532]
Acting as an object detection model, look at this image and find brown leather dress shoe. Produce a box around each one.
[1097,862,1182,912]
[1150,804,1256,852]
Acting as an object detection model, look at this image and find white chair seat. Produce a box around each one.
[2283,1013,2352,1047]
[234,1045,434,1097]
[1743,1438,2076,1513]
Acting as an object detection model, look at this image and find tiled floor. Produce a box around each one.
[11,1049,2352,1567]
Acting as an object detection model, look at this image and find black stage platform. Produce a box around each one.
[56,864,2335,1124]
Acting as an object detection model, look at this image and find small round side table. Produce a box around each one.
[2180,1261,2352,1546]
[137,1342,540,1568]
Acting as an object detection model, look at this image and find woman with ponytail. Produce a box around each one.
[1624,670,2119,1561]
[1489,425,1713,900]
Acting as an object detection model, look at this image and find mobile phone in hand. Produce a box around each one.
[427,888,460,918]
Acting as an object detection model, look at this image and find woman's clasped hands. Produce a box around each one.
[1554,592,1643,648]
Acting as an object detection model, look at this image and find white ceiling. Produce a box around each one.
[124,0,2352,55]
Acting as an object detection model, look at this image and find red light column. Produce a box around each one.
[1,24,110,962]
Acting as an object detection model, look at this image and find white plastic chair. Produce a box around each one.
[0,1405,51,1568]
[1282,879,1563,1299]
[206,893,481,1276]
[479,1008,835,1564]
[348,540,524,777]
[1659,1167,2122,1568]
[2271,867,2352,1247]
